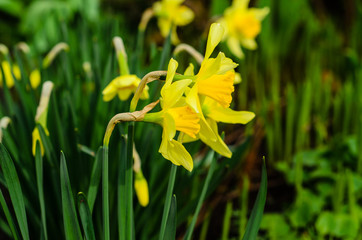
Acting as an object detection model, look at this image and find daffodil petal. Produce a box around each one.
[240,38,257,50]
[200,119,232,158]
[185,84,201,113]
[159,138,193,172]
[174,6,194,26]
[199,116,217,142]
[251,7,270,21]
[163,79,192,109]
[184,63,194,76]
[227,37,244,59]
[30,69,41,89]
[162,58,178,97]
[163,113,176,141]
[208,107,255,124]
[205,23,224,60]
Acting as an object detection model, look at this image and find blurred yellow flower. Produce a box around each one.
[134,171,149,207]
[219,0,269,58]
[30,69,41,89]
[102,75,149,102]
[153,0,194,44]
[144,59,199,171]
[0,61,21,88]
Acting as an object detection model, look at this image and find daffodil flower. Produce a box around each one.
[143,59,199,171]
[102,75,149,102]
[102,37,149,102]
[218,0,269,58]
[153,0,194,44]
[0,61,21,88]
[134,171,149,207]
[180,23,254,157]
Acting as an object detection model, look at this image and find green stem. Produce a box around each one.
[102,146,110,240]
[159,164,177,240]
[184,152,216,240]
[126,122,135,240]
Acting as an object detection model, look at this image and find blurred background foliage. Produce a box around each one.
[0,0,361,239]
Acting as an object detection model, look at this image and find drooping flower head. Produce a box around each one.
[153,0,194,44]
[143,58,199,171]
[102,37,149,102]
[218,0,269,58]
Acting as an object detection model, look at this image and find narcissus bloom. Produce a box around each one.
[182,23,254,157]
[153,0,194,44]
[218,0,269,58]
[143,59,199,171]
[102,75,149,102]
[0,61,21,88]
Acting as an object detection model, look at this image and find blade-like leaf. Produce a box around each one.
[35,141,48,240]
[0,144,29,240]
[0,188,20,240]
[37,124,57,167]
[87,146,102,212]
[60,151,82,240]
[164,194,177,240]
[77,193,96,240]
[242,158,268,240]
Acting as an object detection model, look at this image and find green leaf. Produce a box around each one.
[87,146,103,212]
[37,124,57,167]
[60,152,82,240]
[0,188,20,240]
[35,142,48,240]
[242,157,268,240]
[77,193,96,240]
[0,144,29,240]
[164,195,177,240]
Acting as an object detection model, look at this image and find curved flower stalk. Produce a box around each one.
[32,81,54,156]
[153,0,194,44]
[178,23,255,157]
[143,59,200,171]
[0,61,21,89]
[42,42,69,68]
[218,0,269,58]
[102,37,149,102]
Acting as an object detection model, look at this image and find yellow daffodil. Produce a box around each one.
[180,23,254,157]
[30,68,41,89]
[102,75,149,102]
[32,81,53,156]
[0,61,21,88]
[134,171,149,207]
[153,0,194,44]
[143,59,199,171]
[218,0,269,58]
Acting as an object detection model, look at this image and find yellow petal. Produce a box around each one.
[117,89,133,101]
[199,119,232,158]
[167,105,200,138]
[171,25,180,45]
[234,72,242,84]
[159,137,193,172]
[240,38,257,50]
[208,107,255,124]
[162,58,178,96]
[174,5,194,26]
[158,18,172,38]
[185,84,201,113]
[227,37,244,59]
[251,7,270,21]
[162,79,192,109]
[197,70,235,108]
[134,172,149,207]
[30,69,41,89]
[234,0,250,9]
[184,63,194,75]
[163,113,176,141]
[205,23,224,60]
